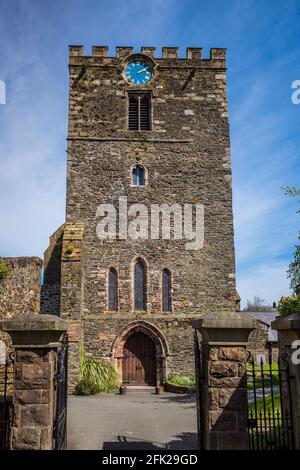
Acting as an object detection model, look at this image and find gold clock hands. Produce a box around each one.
[137,66,150,74]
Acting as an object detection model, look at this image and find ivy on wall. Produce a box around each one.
[0,259,8,282]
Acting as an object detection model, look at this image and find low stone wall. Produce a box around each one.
[247,319,279,362]
[0,257,42,361]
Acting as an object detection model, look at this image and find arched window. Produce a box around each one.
[108,268,118,311]
[134,259,146,311]
[132,165,145,186]
[162,269,171,312]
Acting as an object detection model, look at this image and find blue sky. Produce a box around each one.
[0,0,299,307]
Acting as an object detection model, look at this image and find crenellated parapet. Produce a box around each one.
[69,45,226,68]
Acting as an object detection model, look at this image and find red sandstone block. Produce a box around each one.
[68,322,81,342]
[22,363,50,380]
[209,410,237,431]
[21,404,50,427]
[11,427,41,450]
[209,362,237,378]
[218,347,246,362]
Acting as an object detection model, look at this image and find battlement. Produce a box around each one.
[69,45,226,65]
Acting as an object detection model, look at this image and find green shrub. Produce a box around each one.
[75,345,120,395]
[168,374,195,387]
[0,259,8,281]
[75,377,101,396]
[277,296,300,317]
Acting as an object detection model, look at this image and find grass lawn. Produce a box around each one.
[168,374,195,387]
[248,391,281,413]
[247,363,279,390]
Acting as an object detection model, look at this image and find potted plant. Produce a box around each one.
[119,385,127,395]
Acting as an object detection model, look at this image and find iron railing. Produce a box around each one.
[194,331,204,450]
[0,352,14,450]
[247,345,294,450]
[53,333,68,450]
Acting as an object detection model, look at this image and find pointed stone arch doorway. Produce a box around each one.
[122,332,156,385]
[112,321,169,386]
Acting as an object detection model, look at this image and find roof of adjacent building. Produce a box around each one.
[245,311,279,342]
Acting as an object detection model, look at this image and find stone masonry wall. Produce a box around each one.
[247,319,278,362]
[66,46,236,319]
[41,225,64,315]
[202,344,248,449]
[83,315,195,378]
[42,46,237,385]
[0,257,42,317]
[0,257,42,361]
[11,349,56,450]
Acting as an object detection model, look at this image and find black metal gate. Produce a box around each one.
[247,344,294,450]
[0,352,14,450]
[194,331,204,450]
[53,333,68,450]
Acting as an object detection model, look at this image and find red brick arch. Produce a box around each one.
[111,320,169,384]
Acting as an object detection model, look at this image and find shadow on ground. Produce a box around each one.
[103,432,198,450]
[158,393,196,404]
[126,393,196,407]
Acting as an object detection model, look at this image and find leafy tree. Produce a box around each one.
[282,186,300,210]
[283,186,300,292]
[277,295,300,317]
[287,246,300,293]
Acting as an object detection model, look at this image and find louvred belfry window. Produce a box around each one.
[128,93,151,131]
[108,268,118,311]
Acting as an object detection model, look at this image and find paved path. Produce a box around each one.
[67,391,197,450]
[247,385,280,403]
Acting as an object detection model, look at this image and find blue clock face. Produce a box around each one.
[125,60,153,85]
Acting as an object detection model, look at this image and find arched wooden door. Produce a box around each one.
[122,332,156,385]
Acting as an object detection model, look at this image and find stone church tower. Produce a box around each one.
[42,45,236,390]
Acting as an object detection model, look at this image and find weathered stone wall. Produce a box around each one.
[66,46,236,317]
[0,257,42,361]
[41,225,64,315]
[83,315,195,379]
[11,349,56,450]
[201,344,248,449]
[0,257,42,317]
[247,319,278,362]
[42,46,237,385]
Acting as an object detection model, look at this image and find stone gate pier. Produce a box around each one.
[193,311,255,450]
[0,314,68,450]
[272,313,300,450]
